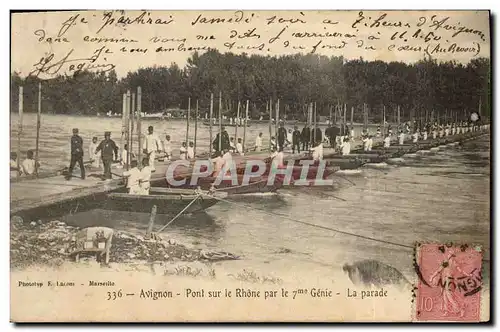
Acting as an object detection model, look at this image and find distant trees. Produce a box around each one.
[10,51,490,123]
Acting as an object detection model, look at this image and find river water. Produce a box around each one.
[10,114,491,286]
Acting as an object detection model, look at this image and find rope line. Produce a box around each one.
[200,193,414,250]
[157,194,201,233]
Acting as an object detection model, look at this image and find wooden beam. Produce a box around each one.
[35,82,42,175]
[194,99,198,156]
[17,86,23,179]
[243,100,249,152]
[209,93,213,156]
[137,87,142,165]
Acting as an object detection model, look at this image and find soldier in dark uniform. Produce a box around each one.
[277,121,287,152]
[96,131,118,180]
[301,124,311,151]
[292,125,301,153]
[66,128,85,180]
[212,126,230,152]
[313,125,323,145]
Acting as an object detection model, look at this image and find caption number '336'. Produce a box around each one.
[107,290,123,300]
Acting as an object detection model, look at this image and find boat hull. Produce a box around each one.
[104,192,220,215]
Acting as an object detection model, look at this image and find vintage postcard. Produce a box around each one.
[10,10,490,322]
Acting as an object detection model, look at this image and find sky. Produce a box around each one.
[11,10,490,78]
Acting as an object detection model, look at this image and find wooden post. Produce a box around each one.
[218,92,222,152]
[478,97,482,118]
[145,205,157,240]
[268,100,272,150]
[235,100,240,140]
[137,87,142,165]
[130,93,135,163]
[17,86,23,179]
[343,103,347,125]
[334,103,338,124]
[186,97,191,146]
[275,99,280,136]
[313,102,317,143]
[194,99,198,156]
[126,90,131,170]
[120,93,127,160]
[350,106,354,127]
[243,100,249,152]
[329,104,332,125]
[397,105,401,126]
[209,93,213,156]
[382,105,386,136]
[35,82,42,175]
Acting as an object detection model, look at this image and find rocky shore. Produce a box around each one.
[10,217,239,271]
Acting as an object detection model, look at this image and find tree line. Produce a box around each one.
[10,50,490,123]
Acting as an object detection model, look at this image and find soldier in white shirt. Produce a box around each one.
[236,138,244,156]
[89,136,100,168]
[362,135,370,152]
[163,135,172,161]
[340,138,351,156]
[412,131,419,143]
[21,150,39,175]
[367,135,373,151]
[310,142,324,161]
[123,160,142,195]
[398,131,405,145]
[383,134,391,148]
[139,158,152,195]
[142,126,160,172]
[187,141,195,160]
[180,142,187,160]
[255,132,263,151]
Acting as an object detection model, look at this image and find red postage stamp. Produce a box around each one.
[414,243,483,322]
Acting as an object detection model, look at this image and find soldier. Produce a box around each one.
[66,128,85,180]
[95,131,119,180]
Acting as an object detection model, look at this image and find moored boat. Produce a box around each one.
[104,188,225,215]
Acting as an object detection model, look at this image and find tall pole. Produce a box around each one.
[275,99,280,137]
[218,92,222,152]
[268,99,272,151]
[350,106,354,127]
[209,93,213,156]
[243,100,249,152]
[126,90,131,170]
[186,97,191,146]
[329,104,332,125]
[35,82,42,175]
[137,87,142,164]
[478,97,482,118]
[343,103,347,125]
[235,100,240,140]
[397,105,401,126]
[120,93,127,159]
[130,92,135,164]
[383,105,386,136]
[17,86,23,179]
[194,99,198,156]
[313,102,317,144]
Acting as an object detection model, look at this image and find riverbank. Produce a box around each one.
[10,217,239,272]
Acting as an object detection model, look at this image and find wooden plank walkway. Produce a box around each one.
[10,130,488,217]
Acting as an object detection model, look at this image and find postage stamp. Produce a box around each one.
[414,243,483,322]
